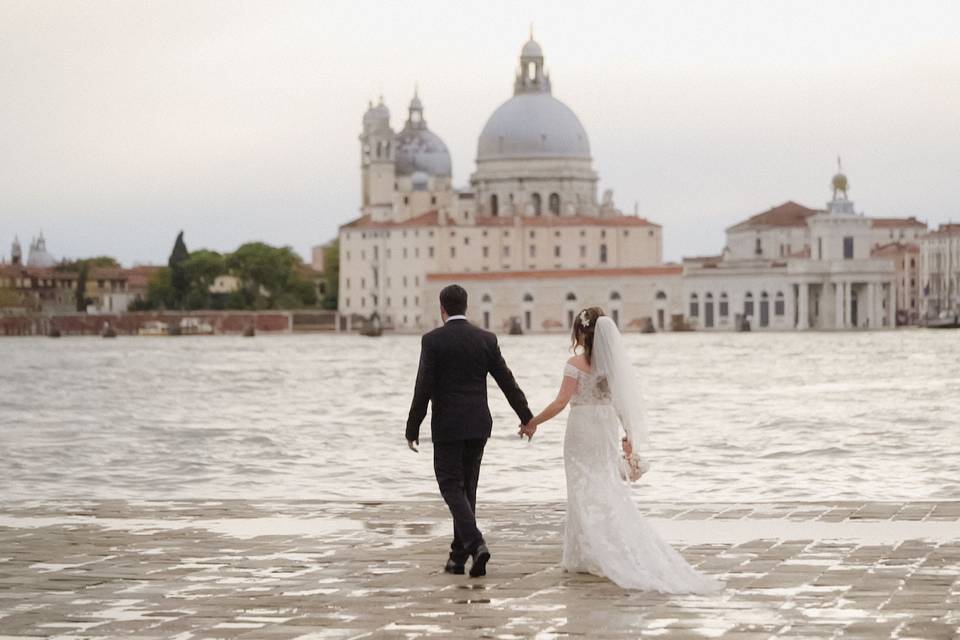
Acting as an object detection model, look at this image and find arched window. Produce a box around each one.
[610,291,621,301]
[705,292,713,300]
[565,292,577,301]
[523,293,534,302]
[689,293,699,318]
[719,292,729,317]
[655,290,667,300]
[744,292,754,317]
[481,293,492,303]
[774,291,785,316]
[549,193,560,215]
[531,193,542,215]
[490,194,499,216]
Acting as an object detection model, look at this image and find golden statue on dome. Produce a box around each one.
[832,156,849,200]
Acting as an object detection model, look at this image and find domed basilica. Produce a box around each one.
[337,35,677,333]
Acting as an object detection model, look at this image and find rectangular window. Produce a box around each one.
[580,245,586,258]
[529,245,536,258]
[755,238,762,256]
[482,246,489,258]
[843,236,854,259]
[689,302,699,317]
[775,300,785,315]
[503,246,511,257]
[450,247,456,258]
[483,311,490,329]
[554,246,561,258]
[719,301,729,316]
[524,310,532,330]
[429,247,434,257]
[817,238,823,260]
[464,237,470,245]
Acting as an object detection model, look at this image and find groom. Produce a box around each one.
[406,284,533,577]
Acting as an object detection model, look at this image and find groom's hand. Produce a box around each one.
[518,422,537,441]
[407,439,419,453]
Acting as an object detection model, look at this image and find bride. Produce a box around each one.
[520,307,723,594]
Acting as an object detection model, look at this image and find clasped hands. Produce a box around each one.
[518,421,537,441]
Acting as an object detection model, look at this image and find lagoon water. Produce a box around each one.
[1,331,958,503]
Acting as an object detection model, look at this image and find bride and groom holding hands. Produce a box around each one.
[406,284,722,593]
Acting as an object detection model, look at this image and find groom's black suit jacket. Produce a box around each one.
[406,318,533,443]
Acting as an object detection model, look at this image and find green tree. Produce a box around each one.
[226,242,317,309]
[56,255,120,271]
[74,262,90,311]
[321,241,339,310]
[182,249,226,310]
[168,231,190,309]
[136,267,176,310]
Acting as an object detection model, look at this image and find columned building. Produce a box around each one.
[334,35,671,332]
[682,167,921,330]
[919,223,960,319]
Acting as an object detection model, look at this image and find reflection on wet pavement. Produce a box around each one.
[0,500,958,638]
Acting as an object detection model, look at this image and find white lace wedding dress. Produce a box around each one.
[561,361,723,593]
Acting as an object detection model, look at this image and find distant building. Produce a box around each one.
[331,35,669,332]
[919,223,960,319]
[26,232,57,268]
[682,165,926,330]
[871,242,920,324]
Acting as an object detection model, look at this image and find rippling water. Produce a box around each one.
[1,331,958,503]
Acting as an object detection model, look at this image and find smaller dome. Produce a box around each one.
[521,38,543,58]
[411,171,429,191]
[362,99,390,128]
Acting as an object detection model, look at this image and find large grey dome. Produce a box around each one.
[477,92,591,161]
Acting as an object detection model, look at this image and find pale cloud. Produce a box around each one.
[1,0,958,264]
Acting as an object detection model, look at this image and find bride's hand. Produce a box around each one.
[519,421,537,441]
[621,437,633,457]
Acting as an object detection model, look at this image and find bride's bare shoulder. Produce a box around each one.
[566,354,590,371]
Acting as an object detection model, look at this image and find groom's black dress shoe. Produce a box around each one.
[469,544,491,578]
[444,558,465,575]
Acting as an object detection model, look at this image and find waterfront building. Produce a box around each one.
[872,242,921,325]
[681,167,925,330]
[333,35,669,332]
[919,223,960,319]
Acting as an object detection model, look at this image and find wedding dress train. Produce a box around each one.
[561,361,723,594]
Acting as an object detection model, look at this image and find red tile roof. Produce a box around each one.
[341,210,440,230]
[426,265,682,282]
[727,201,821,231]
[870,216,927,228]
[872,242,919,257]
[925,223,960,237]
[474,214,658,228]
[340,211,658,231]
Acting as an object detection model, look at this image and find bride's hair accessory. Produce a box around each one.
[579,310,590,328]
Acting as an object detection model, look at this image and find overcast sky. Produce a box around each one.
[2,0,959,266]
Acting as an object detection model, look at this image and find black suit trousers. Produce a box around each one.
[433,437,487,562]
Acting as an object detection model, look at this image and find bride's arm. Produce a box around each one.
[527,376,578,432]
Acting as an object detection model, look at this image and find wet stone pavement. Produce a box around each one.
[0,501,958,639]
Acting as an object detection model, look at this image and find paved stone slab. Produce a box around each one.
[0,501,958,638]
